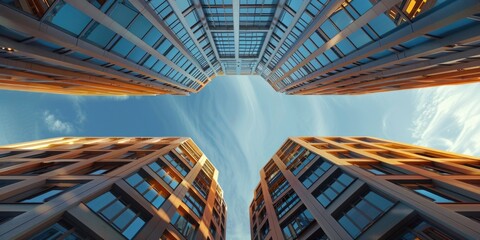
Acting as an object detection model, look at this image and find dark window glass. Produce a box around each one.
[356,164,404,175]
[397,219,456,240]
[171,211,197,240]
[315,172,354,207]
[102,144,131,150]
[86,191,149,239]
[398,182,475,203]
[0,212,23,225]
[30,219,91,240]
[274,190,300,219]
[282,208,316,240]
[125,172,169,209]
[417,164,460,175]
[269,175,290,201]
[20,162,73,175]
[163,153,190,176]
[73,151,108,159]
[0,151,27,158]
[148,160,181,189]
[183,191,205,217]
[26,151,66,159]
[193,170,212,199]
[0,180,19,188]
[337,191,394,238]
[120,151,153,160]
[260,221,269,240]
[299,158,333,188]
[16,182,80,203]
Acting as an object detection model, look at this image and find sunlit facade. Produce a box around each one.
[250,136,480,239]
[1,0,480,95]
[0,137,227,240]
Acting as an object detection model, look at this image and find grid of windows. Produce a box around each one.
[281,208,316,240]
[30,219,91,240]
[15,182,80,203]
[299,157,333,188]
[398,182,477,203]
[397,218,457,240]
[274,190,300,219]
[336,191,394,238]
[314,172,354,207]
[86,191,149,239]
[171,211,197,240]
[269,174,290,201]
[193,170,212,199]
[183,191,205,217]
[260,220,270,240]
[163,153,190,176]
[125,172,169,209]
[148,160,181,189]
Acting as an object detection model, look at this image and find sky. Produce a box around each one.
[0,76,479,239]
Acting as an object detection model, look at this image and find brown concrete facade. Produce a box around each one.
[0,137,227,240]
[250,136,480,240]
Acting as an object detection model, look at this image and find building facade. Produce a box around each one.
[250,136,480,239]
[1,0,480,95]
[0,137,227,240]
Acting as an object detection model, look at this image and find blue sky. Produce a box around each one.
[0,76,479,239]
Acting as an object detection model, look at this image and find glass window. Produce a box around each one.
[26,151,67,158]
[125,172,169,209]
[282,208,316,240]
[183,191,205,217]
[0,151,27,158]
[269,175,290,201]
[274,190,300,219]
[260,221,270,240]
[17,182,80,203]
[398,182,476,203]
[86,191,148,239]
[148,160,181,189]
[299,158,332,188]
[315,172,354,207]
[397,218,456,240]
[30,219,92,240]
[320,20,339,39]
[163,153,190,176]
[171,211,197,240]
[331,9,353,30]
[84,23,116,48]
[46,2,91,36]
[193,170,212,199]
[350,0,373,14]
[356,163,404,175]
[368,14,397,37]
[414,189,455,203]
[337,191,394,238]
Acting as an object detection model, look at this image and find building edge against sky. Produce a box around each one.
[0,136,227,240]
[250,136,480,240]
[0,0,479,95]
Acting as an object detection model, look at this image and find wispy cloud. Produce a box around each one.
[412,84,480,156]
[43,111,74,134]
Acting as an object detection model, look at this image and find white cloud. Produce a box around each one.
[411,84,480,156]
[43,111,74,134]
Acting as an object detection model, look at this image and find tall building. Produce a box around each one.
[250,136,480,239]
[1,0,480,95]
[0,137,227,240]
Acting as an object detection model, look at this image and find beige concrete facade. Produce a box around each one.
[0,137,227,240]
[250,136,480,240]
